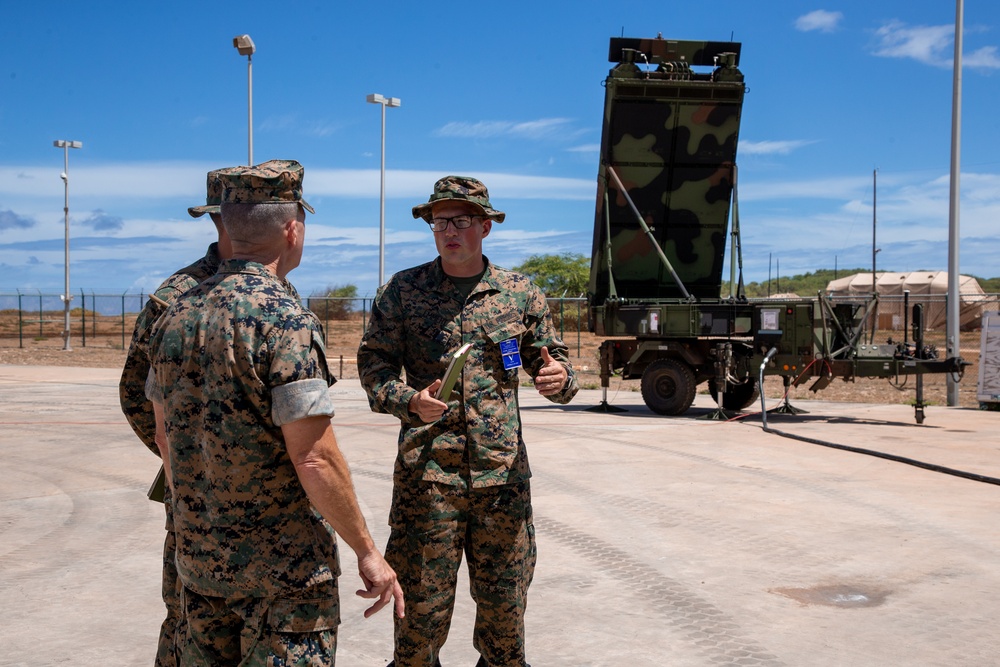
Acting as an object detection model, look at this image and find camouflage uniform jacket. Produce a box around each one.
[119,243,222,453]
[357,257,579,490]
[147,259,339,598]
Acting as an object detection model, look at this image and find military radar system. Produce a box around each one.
[588,35,965,419]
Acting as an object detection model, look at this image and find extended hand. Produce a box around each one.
[408,378,447,422]
[355,548,405,619]
[534,347,568,397]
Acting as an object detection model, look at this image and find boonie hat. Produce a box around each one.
[217,159,315,214]
[187,169,225,218]
[411,175,505,223]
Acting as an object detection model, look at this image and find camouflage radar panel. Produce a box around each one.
[588,36,745,305]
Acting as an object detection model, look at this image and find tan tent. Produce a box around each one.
[825,271,995,330]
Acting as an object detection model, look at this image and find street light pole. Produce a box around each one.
[366,93,401,286]
[53,139,82,351]
[946,0,963,406]
[233,35,256,165]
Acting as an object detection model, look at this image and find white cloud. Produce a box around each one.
[872,21,954,67]
[434,118,576,140]
[566,144,601,153]
[871,20,1000,70]
[965,45,1000,70]
[795,10,843,33]
[740,140,818,156]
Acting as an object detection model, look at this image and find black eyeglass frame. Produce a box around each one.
[427,214,483,232]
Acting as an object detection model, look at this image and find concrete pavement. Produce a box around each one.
[1,364,998,666]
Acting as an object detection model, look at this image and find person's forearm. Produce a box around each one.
[288,421,376,556]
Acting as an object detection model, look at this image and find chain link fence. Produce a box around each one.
[0,291,592,356]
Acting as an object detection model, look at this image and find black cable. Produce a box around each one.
[757,350,1000,488]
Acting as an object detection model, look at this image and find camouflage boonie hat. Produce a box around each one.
[218,159,315,214]
[187,169,225,218]
[411,175,505,223]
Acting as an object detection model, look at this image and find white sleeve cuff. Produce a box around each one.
[144,368,163,404]
[272,378,335,427]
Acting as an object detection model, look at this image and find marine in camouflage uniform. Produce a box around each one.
[357,176,579,667]
[118,169,231,667]
[147,161,403,666]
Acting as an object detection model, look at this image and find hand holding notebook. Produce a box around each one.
[435,342,473,402]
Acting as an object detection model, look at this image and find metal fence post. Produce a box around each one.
[577,299,582,356]
[17,290,24,349]
[80,288,87,347]
[559,298,565,340]
[121,292,127,349]
[37,290,43,339]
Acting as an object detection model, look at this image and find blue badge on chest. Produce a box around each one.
[499,338,522,370]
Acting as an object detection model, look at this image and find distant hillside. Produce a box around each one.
[736,269,1000,298]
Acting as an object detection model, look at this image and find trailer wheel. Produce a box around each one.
[709,380,760,410]
[641,359,697,415]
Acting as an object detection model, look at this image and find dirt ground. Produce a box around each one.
[0,319,984,410]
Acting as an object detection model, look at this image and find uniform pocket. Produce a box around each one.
[267,595,340,632]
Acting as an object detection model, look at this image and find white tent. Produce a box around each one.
[825,271,995,330]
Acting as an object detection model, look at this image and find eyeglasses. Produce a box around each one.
[428,214,481,232]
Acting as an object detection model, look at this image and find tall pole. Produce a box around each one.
[872,168,877,295]
[378,101,386,285]
[62,145,70,351]
[53,140,82,351]
[233,35,256,165]
[947,0,964,406]
[366,94,401,286]
[247,53,253,165]
[871,168,879,344]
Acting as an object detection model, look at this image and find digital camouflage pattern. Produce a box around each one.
[119,242,222,667]
[119,243,223,454]
[217,159,315,214]
[186,169,225,218]
[148,259,339,599]
[588,36,745,306]
[358,256,574,666]
[385,481,535,667]
[411,175,506,223]
[357,257,578,490]
[182,580,339,666]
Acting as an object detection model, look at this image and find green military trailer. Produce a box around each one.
[587,35,965,419]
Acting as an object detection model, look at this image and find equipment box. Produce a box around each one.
[978,311,1000,409]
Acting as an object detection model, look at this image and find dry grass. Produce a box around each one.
[0,314,983,410]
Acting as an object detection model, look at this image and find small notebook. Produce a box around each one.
[436,342,473,402]
[147,465,166,503]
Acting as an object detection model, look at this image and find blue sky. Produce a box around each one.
[2,1,998,297]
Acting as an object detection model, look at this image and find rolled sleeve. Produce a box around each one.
[271,378,335,427]
[144,368,163,405]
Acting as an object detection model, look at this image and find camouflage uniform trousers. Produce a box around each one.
[157,487,183,666]
[178,579,340,667]
[386,480,536,667]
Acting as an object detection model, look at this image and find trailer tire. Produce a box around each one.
[709,380,760,410]
[641,359,697,415]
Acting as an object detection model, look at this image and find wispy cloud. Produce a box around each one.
[872,21,954,67]
[258,114,342,138]
[434,118,576,140]
[795,10,843,33]
[872,20,1000,70]
[966,45,1000,69]
[740,140,818,156]
[80,209,124,232]
[566,144,600,153]
[0,209,34,230]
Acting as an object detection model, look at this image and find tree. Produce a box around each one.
[307,284,358,319]
[512,253,589,298]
